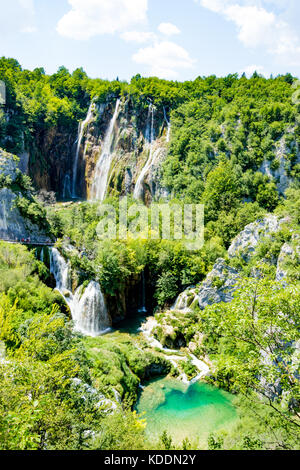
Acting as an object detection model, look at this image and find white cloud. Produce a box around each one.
[196,0,300,65]
[121,31,156,44]
[240,64,267,77]
[158,22,181,36]
[57,0,148,40]
[132,41,196,79]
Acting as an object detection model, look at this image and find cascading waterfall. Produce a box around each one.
[90,99,121,201]
[50,247,71,292]
[72,281,111,336]
[133,104,156,200]
[63,175,72,199]
[72,101,95,198]
[50,248,111,336]
[163,106,171,143]
[138,271,147,313]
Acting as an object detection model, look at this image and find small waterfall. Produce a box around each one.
[172,291,191,313]
[72,281,111,336]
[188,354,210,385]
[133,104,156,200]
[90,99,121,201]
[172,287,197,313]
[50,248,71,292]
[40,247,45,263]
[72,101,94,198]
[50,248,111,336]
[63,175,72,199]
[163,106,171,143]
[138,271,147,313]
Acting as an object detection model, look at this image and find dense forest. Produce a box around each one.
[0,57,299,450]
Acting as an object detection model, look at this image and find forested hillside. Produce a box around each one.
[0,57,299,450]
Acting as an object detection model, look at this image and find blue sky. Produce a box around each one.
[0,0,299,81]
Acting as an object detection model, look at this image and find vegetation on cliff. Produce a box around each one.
[0,58,299,450]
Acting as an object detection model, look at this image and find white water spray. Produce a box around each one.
[63,175,72,199]
[163,106,171,143]
[72,101,95,198]
[90,99,121,201]
[133,104,156,200]
[50,248,111,336]
[138,271,147,313]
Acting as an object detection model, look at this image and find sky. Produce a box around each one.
[0,0,299,81]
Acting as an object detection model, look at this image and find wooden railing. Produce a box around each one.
[0,236,55,246]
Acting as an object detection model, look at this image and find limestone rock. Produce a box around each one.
[228,215,281,261]
[0,187,49,242]
[260,133,300,195]
[0,149,18,181]
[197,258,240,310]
[276,237,300,282]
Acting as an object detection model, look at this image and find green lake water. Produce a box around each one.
[136,377,238,445]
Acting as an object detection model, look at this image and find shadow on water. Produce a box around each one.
[115,312,149,336]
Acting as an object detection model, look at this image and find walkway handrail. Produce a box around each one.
[0,236,55,246]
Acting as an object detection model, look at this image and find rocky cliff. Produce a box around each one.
[73,96,170,203]
[0,148,51,242]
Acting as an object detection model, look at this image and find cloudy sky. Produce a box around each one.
[0,0,299,80]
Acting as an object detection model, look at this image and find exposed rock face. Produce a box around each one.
[260,133,300,195]
[228,215,281,261]
[28,125,77,197]
[0,187,47,241]
[276,236,300,282]
[70,97,170,203]
[0,149,18,180]
[172,259,239,314]
[276,243,294,282]
[0,150,50,242]
[197,259,240,309]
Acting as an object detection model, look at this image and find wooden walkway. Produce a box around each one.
[0,237,55,247]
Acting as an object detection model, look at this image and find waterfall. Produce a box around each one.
[138,271,147,313]
[172,291,191,313]
[50,248,71,292]
[188,354,210,384]
[72,281,111,336]
[72,101,95,198]
[50,248,111,336]
[63,175,72,199]
[90,99,121,201]
[40,247,45,263]
[172,287,197,313]
[133,104,156,200]
[163,106,171,143]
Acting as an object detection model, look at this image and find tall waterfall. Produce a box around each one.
[63,175,72,199]
[163,106,171,143]
[90,99,121,201]
[138,271,147,313]
[50,248,111,336]
[133,104,156,200]
[72,101,94,198]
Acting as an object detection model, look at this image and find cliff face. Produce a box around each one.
[28,125,77,198]
[19,96,170,203]
[0,149,51,242]
[74,96,170,203]
[8,96,299,203]
[260,132,300,195]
